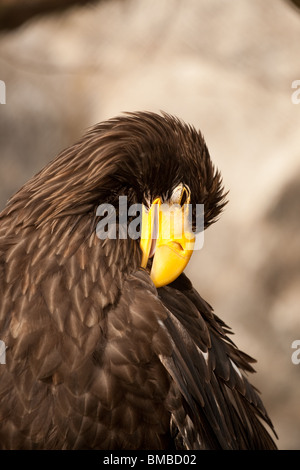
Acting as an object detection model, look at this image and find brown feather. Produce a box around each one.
[0,111,275,449]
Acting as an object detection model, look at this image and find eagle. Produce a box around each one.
[0,111,277,450]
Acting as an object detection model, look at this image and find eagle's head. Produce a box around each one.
[4,111,227,288]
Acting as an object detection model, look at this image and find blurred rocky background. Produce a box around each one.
[0,0,300,450]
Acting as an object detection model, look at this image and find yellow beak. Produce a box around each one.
[140,188,195,288]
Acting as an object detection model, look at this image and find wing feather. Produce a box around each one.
[157,273,277,450]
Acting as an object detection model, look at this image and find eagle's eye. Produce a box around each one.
[170,184,191,206]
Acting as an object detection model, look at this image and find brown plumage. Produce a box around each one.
[0,111,277,449]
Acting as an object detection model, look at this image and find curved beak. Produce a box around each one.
[140,192,195,287]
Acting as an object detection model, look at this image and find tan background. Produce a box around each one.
[0,0,300,449]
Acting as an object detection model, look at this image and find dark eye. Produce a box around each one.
[179,189,188,206]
